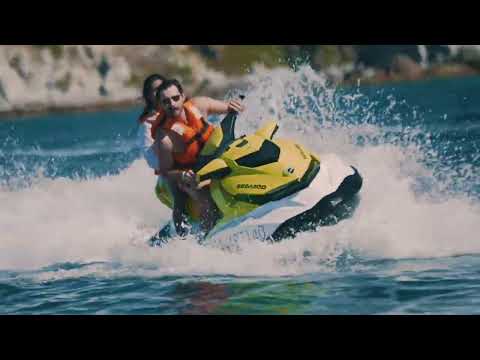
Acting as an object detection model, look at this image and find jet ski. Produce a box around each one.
[149,111,362,248]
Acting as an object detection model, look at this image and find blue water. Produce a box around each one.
[1,71,480,314]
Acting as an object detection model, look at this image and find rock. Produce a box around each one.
[425,45,451,64]
[454,46,480,70]
[191,45,219,60]
[0,79,11,112]
[0,79,8,102]
[355,45,422,69]
[390,54,424,80]
[99,85,108,97]
[427,63,477,78]
[97,55,111,80]
[8,53,31,81]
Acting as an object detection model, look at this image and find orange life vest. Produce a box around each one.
[159,100,214,167]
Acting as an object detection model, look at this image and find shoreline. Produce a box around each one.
[1,72,479,121]
[0,99,142,121]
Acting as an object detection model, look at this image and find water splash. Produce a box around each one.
[1,65,480,277]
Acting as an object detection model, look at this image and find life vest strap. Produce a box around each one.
[185,118,210,147]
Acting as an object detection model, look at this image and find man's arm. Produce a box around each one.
[191,97,244,117]
[155,131,186,183]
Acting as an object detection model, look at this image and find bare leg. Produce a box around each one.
[181,185,219,235]
[196,188,220,234]
[169,179,189,236]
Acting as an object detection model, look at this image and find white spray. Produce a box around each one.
[1,66,479,277]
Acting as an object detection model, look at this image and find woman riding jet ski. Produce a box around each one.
[149,109,363,248]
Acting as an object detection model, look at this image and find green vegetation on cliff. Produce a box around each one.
[203,45,288,75]
[2,45,480,116]
[33,45,65,60]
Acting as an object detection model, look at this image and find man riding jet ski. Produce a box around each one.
[151,79,245,236]
[149,107,363,248]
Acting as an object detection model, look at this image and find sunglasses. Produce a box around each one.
[162,95,181,105]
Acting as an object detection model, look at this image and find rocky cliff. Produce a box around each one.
[0,45,246,116]
[1,45,479,117]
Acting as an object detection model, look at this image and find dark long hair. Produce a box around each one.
[142,74,166,113]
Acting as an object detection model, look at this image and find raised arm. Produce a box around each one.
[191,97,244,117]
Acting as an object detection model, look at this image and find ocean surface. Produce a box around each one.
[1,68,480,314]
